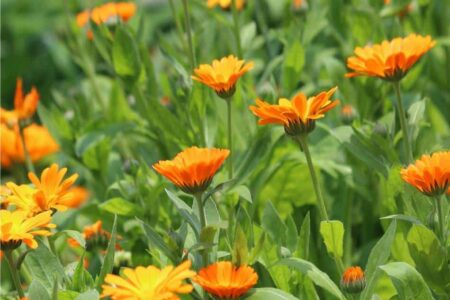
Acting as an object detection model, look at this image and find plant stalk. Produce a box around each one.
[195,193,208,266]
[5,250,25,298]
[18,122,35,174]
[226,99,233,179]
[435,195,447,247]
[393,82,413,163]
[231,0,243,58]
[181,0,196,70]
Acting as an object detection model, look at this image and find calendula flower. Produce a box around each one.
[400,151,450,197]
[1,78,39,126]
[207,0,245,10]
[59,186,90,209]
[293,0,304,9]
[68,220,119,251]
[346,34,435,81]
[76,2,136,39]
[340,266,366,294]
[192,55,253,98]
[249,87,340,136]
[153,147,230,194]
[194,261,258,299]
[101,260,195,300]
[0,210,55,250]
[0,124,59,168]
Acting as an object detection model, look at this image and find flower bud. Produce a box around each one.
[340,266,366,294]
[340,105,357,125]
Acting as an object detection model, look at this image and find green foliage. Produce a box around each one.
[319,220,344,259]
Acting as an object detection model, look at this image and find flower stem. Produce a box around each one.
[231,0,243,58]
[343,191,353,265]
[5,250,25,298]
[435,195,447,247]
[296,135,328,221]
[181,0,196,70]
[195,193,208,266]
[393,82,413,163]
[18,121,35,174]
[226,99,233,179]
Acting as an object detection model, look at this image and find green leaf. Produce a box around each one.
[365,220,397,279]
[112,26,141,78]
[261,201,287,246]
[95,215,117,291]
[245,288,299,300]
[71,253,94,293]
[99,197,140,217]
[319,220,344,258]
[282,40,305,93]
[29,280,50,300]
[140,219,178,263]
[276,258,345,299]
[233,224,249,266]
[25,240,66,293]
[57,291,80,300]
[165,189,201,235]
[52,230,86,249]
[379,262,434,300]
[285,215,298,253]
[75,290,100,300]
[298,212,310,259]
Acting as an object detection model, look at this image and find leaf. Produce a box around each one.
[112,26,141,78]
[165,189,200,235]
[276,258,345,299]
[380,214,421,224]
[140,219,178,263]
[233,224,249,266]
[298,212,310,259]
[25,239,66,293]
[365,220,397,280]
[75,290,100,300]
[71,253,94,293]
[57,291,80,300]
[319,220,344,258]
[379,262,434,300]
[285,215,298,253]
[95,215,117,291]
[29,280,50,300]
[261,201,287,246]
[245,288,299,300]
[282,40,305,93]
[99,197,140,216]
[52,230,86,249]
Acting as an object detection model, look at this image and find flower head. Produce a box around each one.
[68,220,116,251]
[153,147,230,194]
[340,104,357,124]
[59,186,90,209]
[0,210,55,250]
[340,266,366,294]
[1,124,59,168]
[192,55,253,98]
[400,151,450,197]
[346,34,435,81]
[101,260,195,300]
[207,0,245,10]
[1,78,39,126]
[194,261,258,299]
[249,87,339,136]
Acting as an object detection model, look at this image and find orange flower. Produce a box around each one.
[400,151,450,197]
[249,87,340,136]
[1,78,39,126]
[101,260,195,300]
[1,124,59,168]
[346,34,435,81]
[68,220,117,250]
[293,0,304,9]
[207,0,245,10]
[153,147,230,194]
[194,261,258,299]
[59,186,90,209]
[192,55,253,98]
[0,210,55,250]
[340,266,366,294]
[340,104,357,124]
[76,2,136,39]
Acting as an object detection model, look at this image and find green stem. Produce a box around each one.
[181,0,196,70]
[435,195,447,247]
[393,82,413,163]
[226,99,233,179]
[343,191,353,265]
[18,122,35,174]
[195,193,208,266]
[5,250,25,298]
[297,135,328,221]
[231,0,243,58]
[168,0,189,56]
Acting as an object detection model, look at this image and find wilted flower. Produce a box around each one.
[0,124,59,168]
[249,87,340,136]
[194,261,258,299]
[1,78,39,126]
[153,147,230,194]
[346,34,435,81]
[192,55,253,99]
[401,151,450,197]
[0,210,55,250]
[340,266,366,294]
[101,260,195,299]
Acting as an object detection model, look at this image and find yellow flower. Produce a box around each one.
[249,87,340,136]
[6,164,78,215]
[207,0,245,10]
[101,260,195,300]
[192,55,253,98]
[346,34,435,81]
[0,210,55,250]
